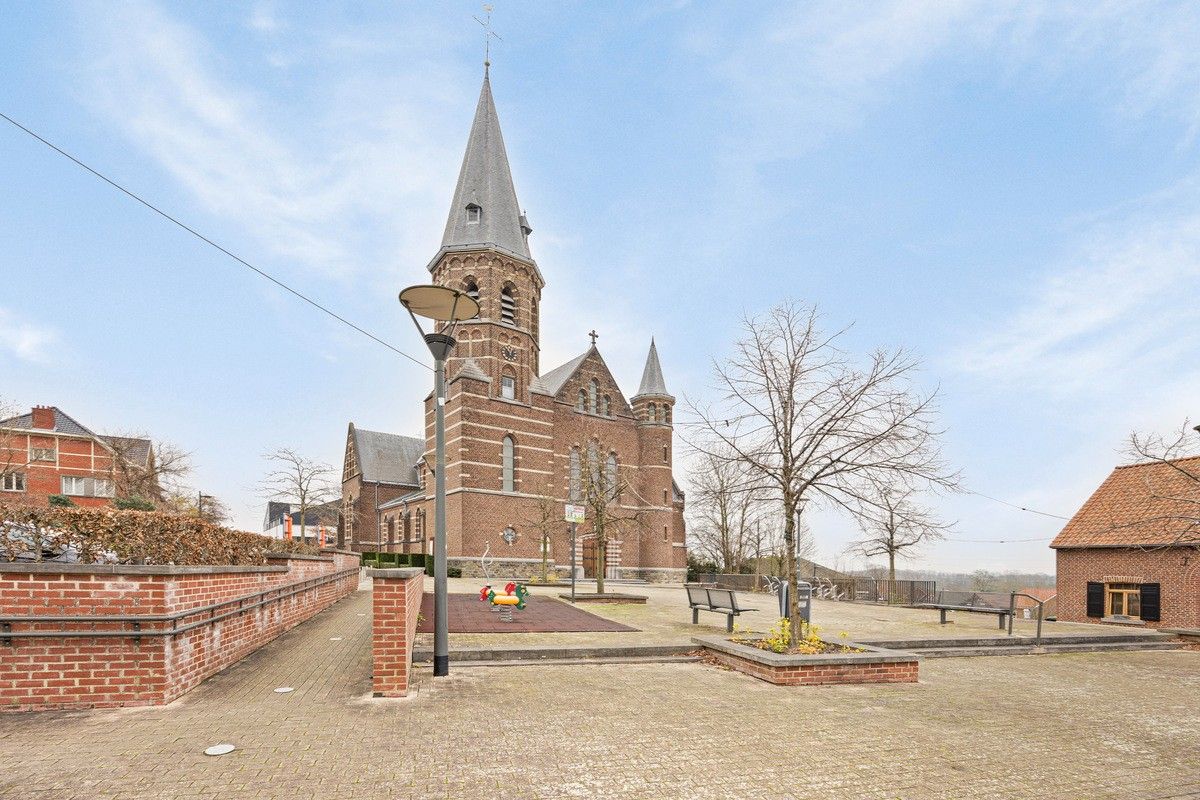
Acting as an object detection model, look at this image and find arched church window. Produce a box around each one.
[602,395,611,417]
[587,441,601,494]
[501,371,516,400]
[664,405,671,424]
[648,403,657,423]
[464,278,480,303]
[588,379,598,414]
[569,447,581,501]
[466,204,481,224]
[605,452,619,501]
[502,436,515,493]
[501,285,516,326]
[576,390,586,412]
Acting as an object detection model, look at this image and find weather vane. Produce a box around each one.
[473,4,502,68]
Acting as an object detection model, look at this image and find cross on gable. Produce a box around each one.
[588,330,598,346]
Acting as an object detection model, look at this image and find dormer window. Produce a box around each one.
[465,204,482,224]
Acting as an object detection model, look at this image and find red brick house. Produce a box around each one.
[0,406,154,508]
[1052,455,1200,630]
[341,69,687,581]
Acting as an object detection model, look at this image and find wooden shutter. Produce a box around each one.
[1086,582,1104,618]
[1139,583,1161,622]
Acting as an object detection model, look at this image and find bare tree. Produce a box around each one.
[1120,420,1200,547]
[159,487,233,526]
[104,433,192,503]
[258,448,338,543]
[0,398,18,488]
[847,484,951,582]
[687,302,959,644]
[523,488,560,582]
[686,449,767,573]
[575,433,645,595]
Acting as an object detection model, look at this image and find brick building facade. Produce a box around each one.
[342,68,686,581]
[0,406,154,508]
[1052,455,1199,630]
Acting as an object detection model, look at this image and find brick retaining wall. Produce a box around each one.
[369,568,425,697]
[0,550,360,712]
[695,635,920,687]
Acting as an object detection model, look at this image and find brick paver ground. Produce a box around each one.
[3,586,1198,800]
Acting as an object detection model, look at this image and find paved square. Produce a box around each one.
[2,586,1197,799]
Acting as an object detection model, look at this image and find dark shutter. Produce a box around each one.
[1140,583,1161,622]
[1086,582,1104,618]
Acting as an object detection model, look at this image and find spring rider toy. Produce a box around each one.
[478,581,530,622]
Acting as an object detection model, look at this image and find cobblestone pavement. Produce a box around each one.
[3,587,1199,800]
[420,578,1163,651]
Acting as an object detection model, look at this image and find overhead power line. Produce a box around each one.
[944,536,1055,544]
[964,490,1070,521]
[0,111,430,371]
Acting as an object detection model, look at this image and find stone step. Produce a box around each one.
[862,632,1173,650]
[911,641,1183,658]
[413,643,696,663]
[420,655,702,668]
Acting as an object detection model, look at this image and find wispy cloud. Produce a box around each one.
[952,182,1200,397]
[0,308,57,364]
[75,1,464,280]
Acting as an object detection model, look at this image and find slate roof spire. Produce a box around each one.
[634,338,671,398]
[438,67,532,262]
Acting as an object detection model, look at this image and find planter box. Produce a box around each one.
[560,592,648,604]
[694,635,920,686]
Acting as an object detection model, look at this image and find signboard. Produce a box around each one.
[564,504,586,524]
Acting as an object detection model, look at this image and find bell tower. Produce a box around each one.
[428,67,544,401]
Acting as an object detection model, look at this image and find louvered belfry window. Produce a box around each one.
[501,286,516,325]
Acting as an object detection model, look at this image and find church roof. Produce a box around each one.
[353,427,425,487]
[633,339,671,398]
[436,69,532,265]
[531,349,592,397]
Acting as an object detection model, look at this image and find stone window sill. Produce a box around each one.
[1101,615,1146,626]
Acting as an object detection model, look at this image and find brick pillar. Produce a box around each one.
[369,567,425,697]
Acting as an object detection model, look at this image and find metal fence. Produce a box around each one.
[694,574,937,605]
[934,589,1012,609]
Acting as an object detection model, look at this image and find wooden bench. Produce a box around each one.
[687,585,758,632]
[920,603,1012,629]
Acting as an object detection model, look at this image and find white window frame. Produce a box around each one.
[501,374,516,400]
[1,472,26,492]
[30,446,56,462]
[60,476,114,498]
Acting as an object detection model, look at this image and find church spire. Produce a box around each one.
[634,338,671,398]
[438,69,532,263]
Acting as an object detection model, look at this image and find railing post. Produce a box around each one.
[1035,601,1044,646]
[1007,592,1015,636]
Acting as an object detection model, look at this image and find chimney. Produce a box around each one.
[31,406,56,430]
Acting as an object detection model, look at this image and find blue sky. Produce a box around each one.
[3,1,1199,573]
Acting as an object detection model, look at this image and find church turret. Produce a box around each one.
[429,67,544,395]
[631,339,674,426]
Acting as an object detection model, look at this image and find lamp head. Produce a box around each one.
[398,285,480,322]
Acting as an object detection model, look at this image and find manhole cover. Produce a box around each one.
[204,744,236,756]
[273,687,294,694]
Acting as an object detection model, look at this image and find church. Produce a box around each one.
[340,67,686,583]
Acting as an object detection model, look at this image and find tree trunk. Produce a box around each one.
[783,494,800,646]
[596,534,606,594]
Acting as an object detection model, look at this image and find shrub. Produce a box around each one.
[0,501,319,566]
[47,495,76,508]
[113,497,155,511]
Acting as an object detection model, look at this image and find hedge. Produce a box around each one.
[0,502,320,566]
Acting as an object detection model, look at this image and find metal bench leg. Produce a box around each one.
[940,609,948,624]
[692,607,699,625]
[726,614,734,633]
[998,615,1005,630]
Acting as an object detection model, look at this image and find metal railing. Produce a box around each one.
[1007,591,1057,646]
[0,567,359,644]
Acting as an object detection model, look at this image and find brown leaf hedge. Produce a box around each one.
[0,502,321,566]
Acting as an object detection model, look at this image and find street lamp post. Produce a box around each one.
[399,284,480,678]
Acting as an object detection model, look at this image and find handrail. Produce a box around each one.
[1007,591,1057,645]
[0,566,359,643]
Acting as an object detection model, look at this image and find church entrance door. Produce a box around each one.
[582,538,598,579]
